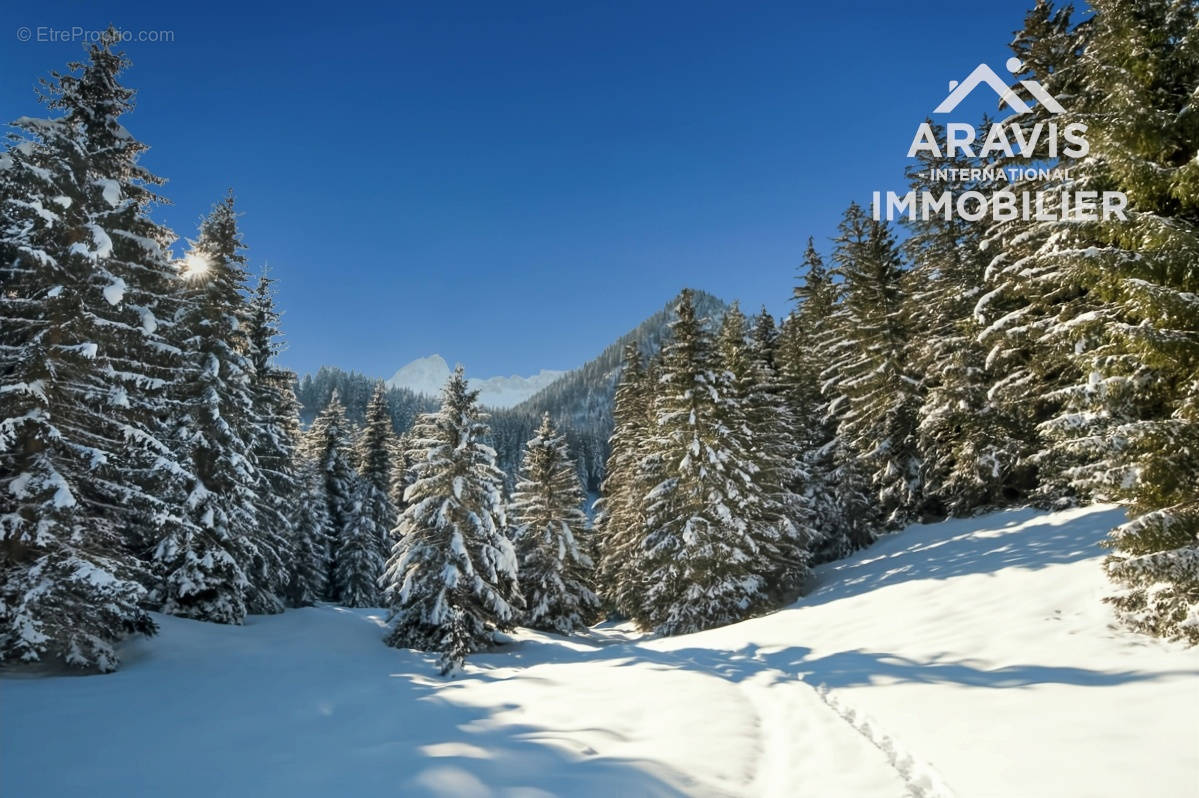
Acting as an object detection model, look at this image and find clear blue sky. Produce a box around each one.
[2,0,1034,378]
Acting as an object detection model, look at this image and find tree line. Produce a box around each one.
[295,366,609,494]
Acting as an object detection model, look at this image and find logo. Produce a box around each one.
[933,58,1064,115]
[870,57,1127,224]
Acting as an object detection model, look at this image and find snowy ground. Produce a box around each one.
[3,504,1197,797]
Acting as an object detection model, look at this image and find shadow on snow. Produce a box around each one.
[801,505,1130,606]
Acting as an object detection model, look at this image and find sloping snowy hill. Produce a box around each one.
[3,504,1197,798]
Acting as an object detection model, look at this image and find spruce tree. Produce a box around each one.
[905,123,1031,515]
[358,384,398,544]
[334,483,388,607]
[825,204,922,529]
[594,344,652,617]
[753,309,817,580]
[155,194,262,624]
[358,386,395,489]
[331,383,397,607]
[301,390,359,599]
[718,305,811,595]
[1017,0,1199,642]
[0,31,191,669]
[974,2,1092,503]
[286,459,332,607]
[381,367,522,672]
[638,290,771,634]
[776,239,864,560]
[388,431,414,526]
[242,269,300,613]
[512,414,600,633]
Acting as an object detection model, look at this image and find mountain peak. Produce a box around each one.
[386,354,452,397]
[385,355,564,409]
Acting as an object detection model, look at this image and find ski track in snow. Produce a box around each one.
[813,683,955,798]
[704,653,950,798]
[737,667,910,798]
[618,644,920,797]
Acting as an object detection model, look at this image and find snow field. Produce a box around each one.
[3,504,1196,797]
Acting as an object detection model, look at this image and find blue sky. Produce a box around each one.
[3,0,1034,378]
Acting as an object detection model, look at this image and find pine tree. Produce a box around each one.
[825,204,923,529]
[905,123,1032,515]
[512,413,600,633]
[285,458,332,607]
[381,367,522,672]
[357,383,398,544]
[358,385,394,490]
[301,390,359,599]
[331,383,397,607]
[753,309,817,583]
[334,482,388,607]
[974,2,1093,503]
[776,239,865,560]
[1015,0,1199,642]
[155,194,263,624]
[594,344,653,617]
[638,290,771,634]
[388,431,414,524]
[718,304,811,595]
[0,31,192,669]
[242,269,300,613]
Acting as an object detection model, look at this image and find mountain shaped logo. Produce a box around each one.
[934,58,1064,115]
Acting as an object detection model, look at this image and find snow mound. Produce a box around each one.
[2,504,1196,797]
[386,354,564,408]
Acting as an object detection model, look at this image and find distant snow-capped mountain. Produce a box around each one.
[384,354,565,409]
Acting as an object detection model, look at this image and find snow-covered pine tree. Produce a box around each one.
[155,193,264,624]
[242,269,300,613]
[511,413,600,633]
[638,289,771,634]
[905,122,1032,516]
[575,452,588,491]
[381,367,522,672]
[301,390,359,599]
[334,482,388,607]
[358,385,394,489]
[776,239,865,560]
[0,31,196,669]
[357,384,398,545]
[747,308,778,366]
[974,2,1092,504]
[285,458,332,607]
[1014,0,1199,642]
[594,344,652,617]
[331,383,397,607]
[388,431,414,523]
[751,308,817,586]
[717,304,811,596]
[825,203,923,529]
